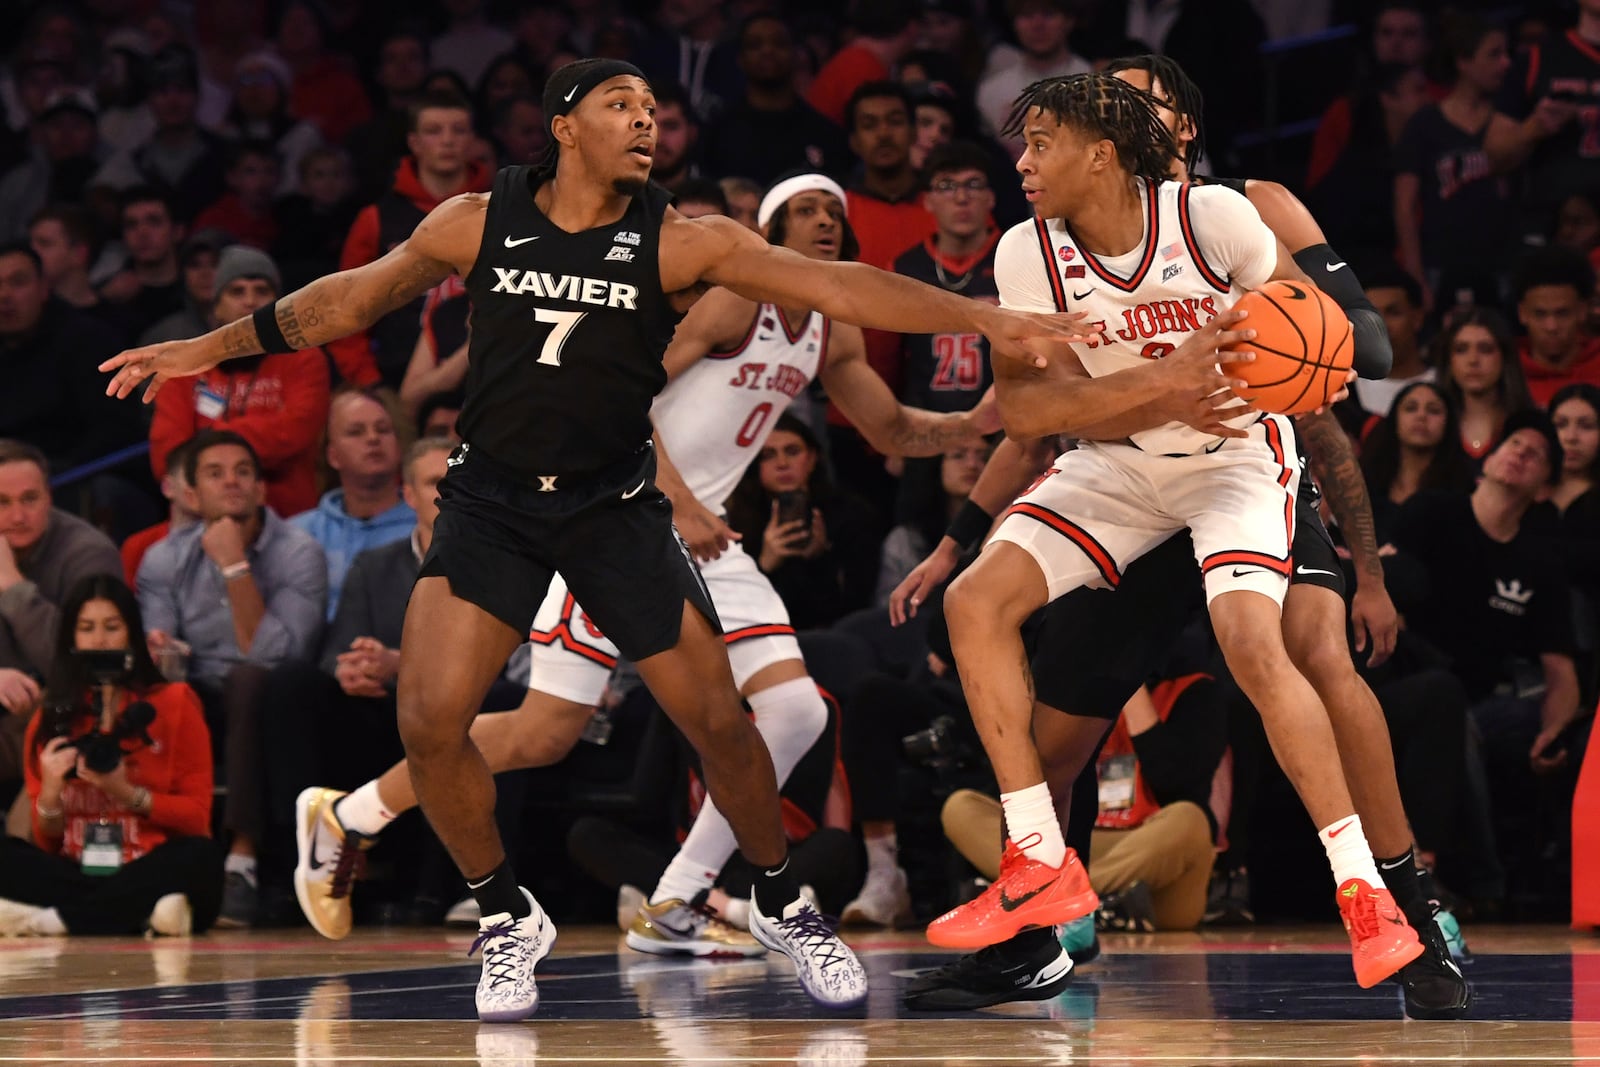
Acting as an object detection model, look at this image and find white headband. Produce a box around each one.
[757,174,848,228]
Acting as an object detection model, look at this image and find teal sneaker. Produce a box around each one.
[1057,914,1099,965]
[1434,908,1472,964]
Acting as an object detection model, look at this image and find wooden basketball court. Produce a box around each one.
[2,925,1596,1064]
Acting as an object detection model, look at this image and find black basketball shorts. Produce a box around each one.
[1029,495,1343,718]
[418,441,720,661]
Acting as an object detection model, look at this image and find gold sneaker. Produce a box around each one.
[625,897,767,958]
[293,787,373,941]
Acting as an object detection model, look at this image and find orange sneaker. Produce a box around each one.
[1338,878,1424,988]
[927,839,1099,950]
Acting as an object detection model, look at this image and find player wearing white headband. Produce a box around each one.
[283,171,1001,958]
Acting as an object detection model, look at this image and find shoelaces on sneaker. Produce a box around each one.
[1344,889,1382,942]
[469,919,528,989]
[776,909,849,971]
[327,832,369,901]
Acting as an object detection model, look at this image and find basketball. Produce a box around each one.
[1223,280,1354,416]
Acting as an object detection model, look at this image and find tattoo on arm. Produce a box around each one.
[219,318,261,357]
[276,299,318,350]
[1300,411,1383,580]
[889,411,970,456]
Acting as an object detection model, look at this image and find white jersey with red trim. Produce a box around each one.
[995,179,1277,456]
[651,303,828,513]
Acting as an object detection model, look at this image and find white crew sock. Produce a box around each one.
[223,852,257,887]
[649,676,829,906]
[335,780,399,836]
[863,832,899,878]
[1000,782,1066,868]
[1319,814,1384,888]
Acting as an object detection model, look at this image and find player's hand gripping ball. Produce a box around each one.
[1223,280,1353,415]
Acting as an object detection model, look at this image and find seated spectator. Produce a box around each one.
[1388,412,1585,776]
[416,391,464,443]
[471,54,536,130]
[326,89,489,389]
[139,228,229,346]
[842,82,936,270]
[0,88,108,243]
[27,204,106,315]
[0,243,145,476]
[485,94,545,168]
[137,430,327,927]
[1553,190,1600,271]
[149,245,331,518]
[91,45,227,224]
[1432,307,1533,464]
[725,413,882,631]
[1514,246,1600,406]
[700,14,851,186]
[0,575,219,937]
[271,147,360,292]
[275,0,373,145]
[805,1,921,126]
[670,178,728,220]
[720,176,761,230]
[192,140,282,251]
[976,0,1091,156]
[942,674,1226,932]
[122,436,202,591]
[1347,264,1433,424]
[344,27,430,204]
[292,389,414,619]
[876,439,992,606]
[1550,383,1600,695]
[98,187,187,340]
[0,440,124,798]
[1360,381,1471,541]
[218,50,322,197]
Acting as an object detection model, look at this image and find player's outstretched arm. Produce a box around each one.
[820,324,1001,457]
[994,309,1259,441]
[103,195,480,401]
[663,213,1093,366]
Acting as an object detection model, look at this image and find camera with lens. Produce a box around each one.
[902,713,976,770]
[45,649,155,775]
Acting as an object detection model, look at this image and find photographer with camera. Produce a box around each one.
[0,575,219,937]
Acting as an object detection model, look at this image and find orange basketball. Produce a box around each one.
[1223,280,1353,416]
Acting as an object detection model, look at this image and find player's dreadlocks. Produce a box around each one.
[1101,54,1208,175]
[1001,72,1178,184]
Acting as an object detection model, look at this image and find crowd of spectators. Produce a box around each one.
[0,0,1594,940]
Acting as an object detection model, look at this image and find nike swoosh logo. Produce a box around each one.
[620,479,647,500]
[1072,289,1093,301]
[1296,566,1337,577]
[1326,261,1348,272]
[504,235,539,248]
[1328,818,1355,838]
[1230,568,1257,578]
[998,883,1050,911]
[564,85,579,102]
[1282,284,1309,300]
[653,917,695,938]
[1015,953,1073,988]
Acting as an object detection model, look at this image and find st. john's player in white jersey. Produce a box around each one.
[293,173,999,953]
[926,72,1423,989]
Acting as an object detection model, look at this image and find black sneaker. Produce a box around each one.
[1396,915,1472,1020]
[904,932,1074,1011]
[1096,881,1156,933]
[1202,867,1254,926]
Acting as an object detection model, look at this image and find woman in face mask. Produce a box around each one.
[0,574,220,936]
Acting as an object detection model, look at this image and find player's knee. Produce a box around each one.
[396,688,471,759]
[503,710,585,768]
[1288,637,1354,695]
[944,567,1013,636]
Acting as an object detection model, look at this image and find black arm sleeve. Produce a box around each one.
[1293,243,1393,380]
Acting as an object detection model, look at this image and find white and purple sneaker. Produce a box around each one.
[470,887,556,1022]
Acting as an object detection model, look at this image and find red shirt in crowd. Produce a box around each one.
[1521,336,1600,408]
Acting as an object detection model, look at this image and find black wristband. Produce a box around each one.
[945,499,994,552]
[251,302,294,354]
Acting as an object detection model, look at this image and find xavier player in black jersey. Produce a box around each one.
[101,58,1098,1020]
[895,57,1470,1019]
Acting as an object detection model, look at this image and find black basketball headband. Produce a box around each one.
[543,59,649,131]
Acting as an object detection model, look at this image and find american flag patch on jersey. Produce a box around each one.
[1161,243,1182,261]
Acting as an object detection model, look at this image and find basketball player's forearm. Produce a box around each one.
[212,262,440,360]
[1299,411,1383,582]
[876,409,984,457]
[809,263,1005,335]
[968,437,1049,515]
[996,362,1170,440]
[1068,398,1176,442]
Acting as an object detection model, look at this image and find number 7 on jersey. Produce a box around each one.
[534,309,587,366]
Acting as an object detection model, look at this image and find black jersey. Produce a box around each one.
[891,232,1000,414]
[1500,29,1600,237]
[459,167,679,477]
